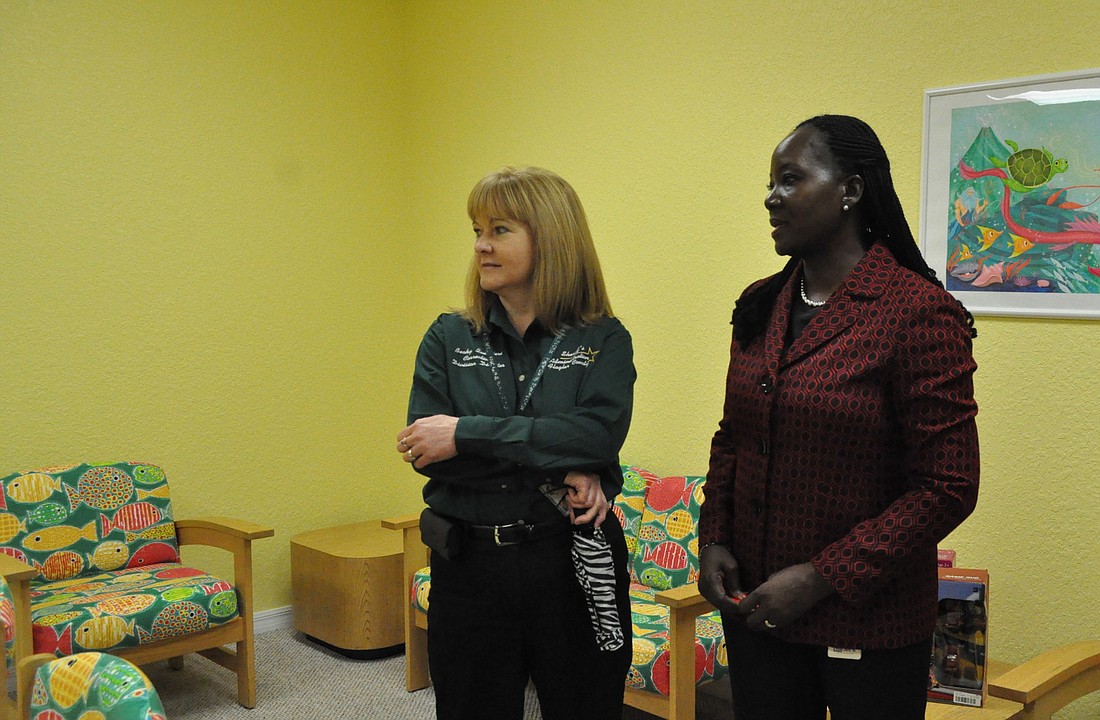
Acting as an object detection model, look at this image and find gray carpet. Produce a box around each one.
[142,628,733,719]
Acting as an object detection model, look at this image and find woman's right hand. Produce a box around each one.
[698,544,745,614]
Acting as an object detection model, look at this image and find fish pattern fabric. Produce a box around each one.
[631,474,705,591]
[0,462,240,659]
[407,464,727,695]
[31,651,167,719]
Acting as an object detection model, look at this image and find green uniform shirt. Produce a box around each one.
[407,301,635,525]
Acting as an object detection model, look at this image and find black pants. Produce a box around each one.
[723,615,931,720]
[426,514,631,720]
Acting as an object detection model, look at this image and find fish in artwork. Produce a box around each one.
[32,623,73,656]
[642,540,689,571]
[645,476,694,512]
[48,652,100,708]
[132,465,166,486]
[200,580,233,595]
[74,615,135,650]
[36,551,86,582]
[127,542,179,567]
[65,466,135,512]
[29,502,70,526]
[0,596,14,642]
[1007,233,1036,258]
[7,473,62,504]
[975,225,1003,251]
[208,590,238,618]
[653,509,694,540]
[639,567,673,590]
[124,523,176,544]
[100,503,163,535]
[137,601,209,643]
[31,610,83,627]
[637,523,667,543]
[0,513,28,544]
[92,594,157,617]
[136,485,171,501]
[90,540,131,571]
[21,521,98,553]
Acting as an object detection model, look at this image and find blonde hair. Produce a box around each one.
[463,166,612,335]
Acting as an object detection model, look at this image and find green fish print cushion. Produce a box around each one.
[631,475,705,591]
[31,651,167,719]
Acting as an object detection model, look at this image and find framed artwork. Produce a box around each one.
[920,68,1100,318]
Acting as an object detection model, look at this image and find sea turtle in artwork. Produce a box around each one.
[989,140,1068,193]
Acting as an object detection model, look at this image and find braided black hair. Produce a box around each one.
[732,114,977,347]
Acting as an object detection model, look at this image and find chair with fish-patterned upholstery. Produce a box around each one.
[0,462,273,720]
[16,650,167,720]
[383,464,727,720]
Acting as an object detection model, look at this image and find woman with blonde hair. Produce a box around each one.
[397,166,635,720]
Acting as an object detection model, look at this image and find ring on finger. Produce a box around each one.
[399,438,409,450]
[763,619,777,629]
[405,449,414,460]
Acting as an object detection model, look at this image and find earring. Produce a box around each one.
[843,203,850,212]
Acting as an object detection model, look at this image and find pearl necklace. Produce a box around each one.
[800,277,827,307]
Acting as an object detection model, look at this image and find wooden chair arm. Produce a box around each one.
[16,653,56,707]
[654,582,715,615]
[381,514,421,531]
[175,517,275,543]
[381,513,429,596]
[988,640,1100,711]
[0,554,37,583]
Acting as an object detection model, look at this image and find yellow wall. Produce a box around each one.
[3,2,1098,716]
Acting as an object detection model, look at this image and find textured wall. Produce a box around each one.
[1,1,414,600]
[3,3,1098,716]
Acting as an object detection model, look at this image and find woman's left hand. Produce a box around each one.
[563,470,610,528]
[737,562,833,632]
[397,415,459,469]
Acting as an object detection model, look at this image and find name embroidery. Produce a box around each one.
[547,346,600,370]
[450,345,598,371]
[450,346,500,369]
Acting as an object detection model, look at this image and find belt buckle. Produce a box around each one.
[493,522,525,546]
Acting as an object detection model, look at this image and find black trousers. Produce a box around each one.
[722,615,931,720]
[427,514,631,720]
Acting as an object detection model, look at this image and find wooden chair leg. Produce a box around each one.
[667,607,697,720]
[15,654,57,720]
[234,539,258,708]
[406,612,430,692]
[237,637,257,708]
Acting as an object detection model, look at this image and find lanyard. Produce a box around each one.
[481,331,565,414]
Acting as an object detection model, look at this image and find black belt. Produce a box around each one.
[466,519,570,546]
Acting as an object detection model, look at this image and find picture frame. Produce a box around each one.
[920,68,1100,318]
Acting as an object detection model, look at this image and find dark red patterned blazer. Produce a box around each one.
[700,243,979,650]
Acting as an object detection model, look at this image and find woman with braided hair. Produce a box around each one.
[697,115,980,719]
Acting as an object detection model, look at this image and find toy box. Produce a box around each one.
[928,568,989,708]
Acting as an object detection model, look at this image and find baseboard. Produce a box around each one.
[254,605,294,634]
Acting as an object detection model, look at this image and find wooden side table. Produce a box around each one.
[291,520,404,659]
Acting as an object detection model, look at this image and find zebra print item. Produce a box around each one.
[570,527,625,652]
[539,481,624,652]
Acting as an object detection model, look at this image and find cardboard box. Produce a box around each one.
[928,568,988,708]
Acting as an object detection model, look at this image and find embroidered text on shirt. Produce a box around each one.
[450,346,501,368]
[547,346,600,370]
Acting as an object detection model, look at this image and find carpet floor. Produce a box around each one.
[141,628,733,719]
